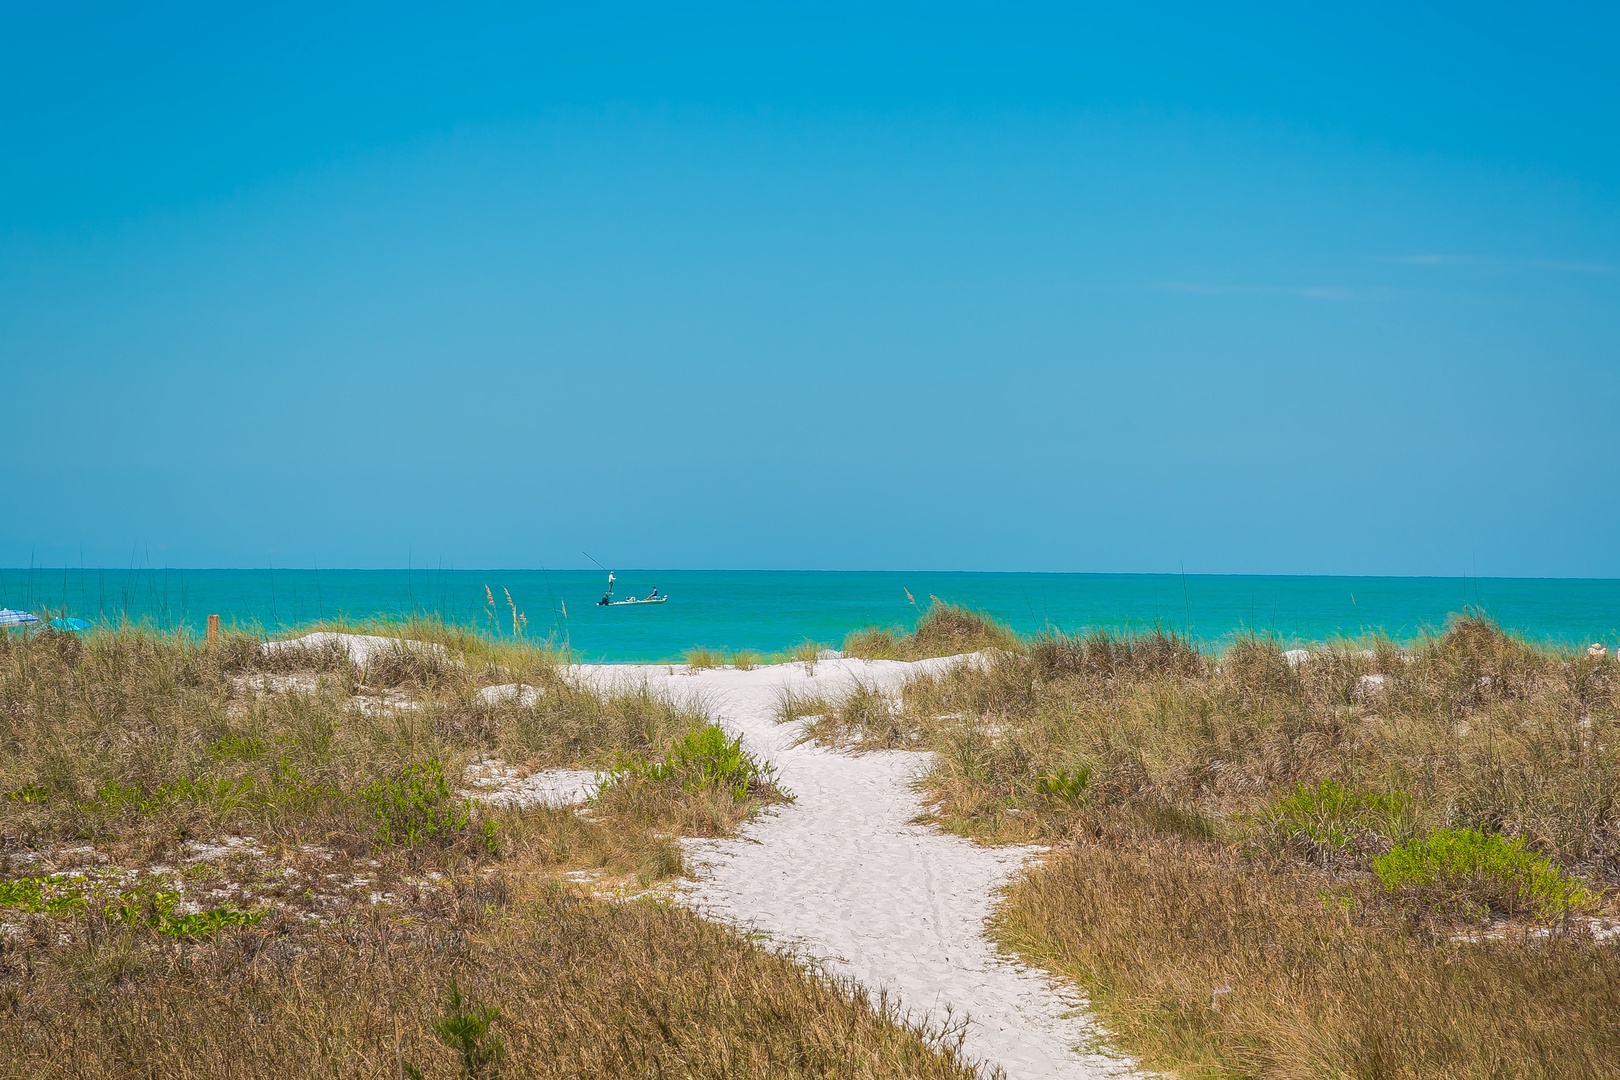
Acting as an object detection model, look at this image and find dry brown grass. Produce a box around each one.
[815,615,1620,1077]
[779,680,927,752]
[0,624,724,861]
[0,625,970,1078]
[1,878,978,1079]
[1000,838,1620,1080]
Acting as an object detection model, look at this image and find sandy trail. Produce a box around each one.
[575,657,1136,1080]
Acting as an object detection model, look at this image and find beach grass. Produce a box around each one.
[814,613,1620,1077]
[841,600,1018,661]
[682,645,724,670]
[0,624,971,1077]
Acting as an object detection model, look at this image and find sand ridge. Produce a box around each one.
[573,657,1138,1080]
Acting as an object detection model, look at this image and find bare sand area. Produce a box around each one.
[575,657,1139,1080]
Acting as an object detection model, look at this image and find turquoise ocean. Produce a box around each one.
[1,568,1616,663]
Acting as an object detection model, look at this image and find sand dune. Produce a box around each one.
[574,658,1138,1080]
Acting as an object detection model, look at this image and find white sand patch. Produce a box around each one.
[572,657,1139,1080]
[1357,673,1388,699]
[461,759,600,810]
[261,632,449,668]
[477,683,543,707]
[348,691,422,716]
[182,836,264,863]
[236,672,322,695]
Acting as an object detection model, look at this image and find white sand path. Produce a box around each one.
[574,657,1138,1080]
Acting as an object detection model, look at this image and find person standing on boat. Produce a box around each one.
[597,572,616,606]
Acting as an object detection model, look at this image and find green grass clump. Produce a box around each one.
[1029,627,1205,681]
[842,601,1017,660]
[593,724,786,843]
[774,640,826,665]
[1373,827,1595,919]
[1033,766,1090,806]
[682,646,723,670]
[1264,778,1412,861]
[780,681,922,752]
[424,979,505,1079]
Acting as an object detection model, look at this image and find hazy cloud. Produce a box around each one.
[1380,254,1616,274]
[1160,283,1382,301]
[1531,259,1618,274]
[1378,253,1486,266]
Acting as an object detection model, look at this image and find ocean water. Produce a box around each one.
[1,568,1616,663]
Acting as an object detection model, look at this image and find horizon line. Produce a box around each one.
[2,566,1617,583]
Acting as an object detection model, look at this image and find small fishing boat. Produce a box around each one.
[595,572,668,607]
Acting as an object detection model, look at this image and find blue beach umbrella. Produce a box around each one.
[48,617,92,632]
[0,608,40,627]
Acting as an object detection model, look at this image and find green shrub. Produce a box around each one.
[610,725,777,800]
[1373,827,1594,919]
[361,760,486,849]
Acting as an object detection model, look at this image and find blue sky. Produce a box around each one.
[3,2,1618,575]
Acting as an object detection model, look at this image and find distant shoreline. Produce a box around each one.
[2,568,1615,662]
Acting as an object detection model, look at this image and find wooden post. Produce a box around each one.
[206,614,220,645]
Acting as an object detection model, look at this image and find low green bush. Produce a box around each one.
[1373,827,1594,919]
[362,760,494,851]
[610,725,776,800]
